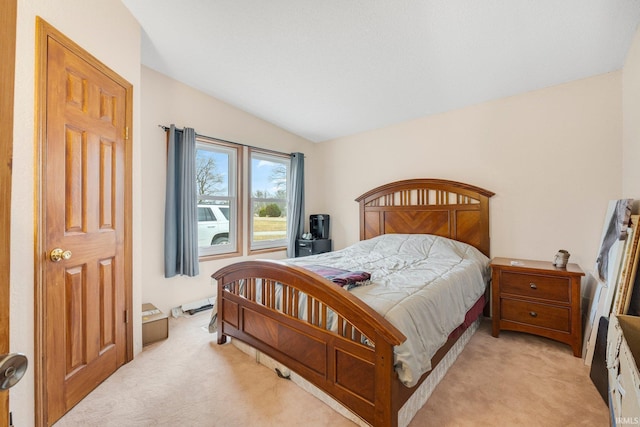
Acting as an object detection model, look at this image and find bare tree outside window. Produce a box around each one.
[196,155,224,203]
[270,164,287,197]
[195,140,238,256]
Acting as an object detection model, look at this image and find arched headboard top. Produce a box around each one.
[355,179,494,257]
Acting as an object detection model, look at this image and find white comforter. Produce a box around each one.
[287,234,489,387]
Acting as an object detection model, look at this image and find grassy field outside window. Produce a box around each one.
[253,217,287,241]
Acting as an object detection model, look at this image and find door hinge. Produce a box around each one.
[125,126,129,140]
[124,310,129,323]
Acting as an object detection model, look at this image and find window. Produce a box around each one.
[195,138,240,257]
[249,149,290,251]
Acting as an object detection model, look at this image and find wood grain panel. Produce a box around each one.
[501,298,570,332]
[99,90,115,124]
[454,210,480,248]
[243,308,278,348]
[363,211,380,239]
[99,258,115,351]
[384,211,450,236]
[335,349,375,403]
[65,265,86,375]
[222,299,238,328]
[65,70,86,110]
[65,126,86,233]
[501,271,570,303]
[99,139,114,229]
[279,326,326,375]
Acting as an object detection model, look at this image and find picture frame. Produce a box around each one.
[611,215,640,315]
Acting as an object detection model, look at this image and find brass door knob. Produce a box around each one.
[49,248,72,262]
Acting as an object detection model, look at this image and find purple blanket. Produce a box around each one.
[301,264,371,287]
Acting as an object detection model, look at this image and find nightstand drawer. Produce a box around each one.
[501,299,570,332]
[501,271,570,303]
[295,239,332,257]
[297,246,312,256]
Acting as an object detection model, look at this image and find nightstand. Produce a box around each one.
[490,257,584,357]
[295,239,332,257]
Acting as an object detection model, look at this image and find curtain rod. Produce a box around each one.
[158,124,294,158]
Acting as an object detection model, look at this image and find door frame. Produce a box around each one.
[34,18,133,426]
[0,0,17,423]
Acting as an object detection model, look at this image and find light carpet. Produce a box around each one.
[56,313,608,426]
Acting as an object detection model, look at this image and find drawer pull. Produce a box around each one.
[529,283,537,289]
[529,311,538,318]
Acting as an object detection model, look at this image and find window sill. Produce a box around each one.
[248,246,286,256]
[199,249,242,262]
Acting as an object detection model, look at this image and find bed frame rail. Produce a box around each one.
[214,260,406,426]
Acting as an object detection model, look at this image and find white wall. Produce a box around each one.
[139,67,317,315]
[623,25,640,208]
[10,1,141,424]
[313,73,623,270]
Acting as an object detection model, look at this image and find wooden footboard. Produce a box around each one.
[213,260,407,427]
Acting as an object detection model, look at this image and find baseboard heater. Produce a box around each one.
[172,297,215,317]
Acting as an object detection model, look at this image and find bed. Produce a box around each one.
[212,178,494,427]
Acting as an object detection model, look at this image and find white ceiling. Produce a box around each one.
[121,0,640,143]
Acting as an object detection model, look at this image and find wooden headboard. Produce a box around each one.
[355,179,495,257]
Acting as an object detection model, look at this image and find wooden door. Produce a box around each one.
[0,0,17,425]
[35,19,133,426]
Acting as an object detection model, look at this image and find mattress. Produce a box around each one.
[286,233,490,387]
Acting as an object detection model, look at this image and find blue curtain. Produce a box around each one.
[287,152,305,257]
[164,125,199,277]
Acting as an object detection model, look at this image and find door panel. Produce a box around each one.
[36,19,133,426]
